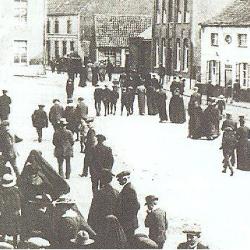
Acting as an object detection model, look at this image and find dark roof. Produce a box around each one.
[47,0,91,15]
[94,15,152,47]
[202,0,250,26]
[48,0,153,16]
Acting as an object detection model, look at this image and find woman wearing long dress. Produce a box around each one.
[137,84,146,115]
[169,88,186,124]
[156,87,168,122]
[188,101,203,139]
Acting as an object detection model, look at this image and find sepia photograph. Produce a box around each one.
[0,0,250,249]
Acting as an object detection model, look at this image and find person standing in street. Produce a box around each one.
[116,171,140,242]
[63,103,78,139]
[233,79,241,102]
[75,97,88,133]
[52,118,74,179]
[156,86,168,123]
[121,87,130,116]
[151,74,160,90]
[110,85,119,115]
[206,80,214,104]
[221,113,237,132]
[144,195,168,249]
[188,101,203,139]
[92,63,99,86]
[137,84,146,116]
[49,99,64,131]
[236,116,250,171]
[102,85,112,116]
[94,84,103,116]
[31,104,48,143]
[189,87,202,106]
[66,79,74,103]
[106,59,114,82]
[158,64,165,86]
[170,77,178,96]
[88,169,119,234]
[127,87,135,115]
[0,120,22,177]
[0,89,11,121]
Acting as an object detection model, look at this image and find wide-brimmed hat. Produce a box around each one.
[2,174,16,188]
[38,104,45,108]
[145,195,159,205]
[183,224,202,235]
[70,231,94,246]
[116,170,130,180]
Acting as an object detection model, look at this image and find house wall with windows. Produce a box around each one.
[201,26,250,89]
[0,0,46,77]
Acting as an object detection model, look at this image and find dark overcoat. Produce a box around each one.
[0,94,11,118]
[221,119,237,131]
[49,104,64,127]
[32,109,48,129]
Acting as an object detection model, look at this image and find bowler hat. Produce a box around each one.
[70,231,94,246]
[116,170,131,179]
[38,104,45,108]
[2,174,16,188]
[96,134,106,142]
[145,195,158,205]
[239,115,245,121]
[53,99,60,103]
[183,224,202,235]
[78,97,84,101]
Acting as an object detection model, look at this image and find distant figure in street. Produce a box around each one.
[151,74,160,90]
[50,58,56,73]
[53,118,74,179]
[144,195,168,249]
[233,79,241,102]
[236,116,250,171]
[102,85,112,116]
[98,61,106,82]
[188,101,203,139]
[0,120,22,177]
[225,80,233,103]
[177,224,209,249]
[110,85,119,115]
[156,86,168,123]
[75,97,88,124]
[0,89,11,121]
[66,78,74,102]
[170,77,179,96]
[106,60,114,81]
[221,113,237,132]
[94,84,103,116]
[146,85,158,116]
[79,66,87,87]
[121,87,130,116]
[189,87,202,106]
[216,95,226,117]
[137,84,146,115]
[179,78,186,95]
[49,99,64,130]
[63,103,78,138]
[88,169,119,234]
[0,173,21,248]
[92,64,99,86]
[220,127,237,176]
[169,88,186,124]
[206,80,214,104]
[127,86,135,115]
[116,171,140,242]
[158,64,165,86]
[32,104,48,143]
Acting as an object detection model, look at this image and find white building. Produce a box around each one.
[200,0,250,89]
[0,0,46,78]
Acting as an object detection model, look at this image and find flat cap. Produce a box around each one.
[183,224,202,235]
[116,170,131,179]
[145,195,159,205]
[53,99,60,103]
[96,134,106,142]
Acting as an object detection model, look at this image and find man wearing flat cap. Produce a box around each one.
[177,224,208,249]
[32,105,48,143]
[115,171,140,242]
[49,99,64,130]
[88,169,119,234]
[144,195,168,248]
[52,118,74,179]
[221,113,237,132]
[90,134,114,194]
[0,89,11,121]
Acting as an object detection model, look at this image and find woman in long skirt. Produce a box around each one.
[137,84,146,115]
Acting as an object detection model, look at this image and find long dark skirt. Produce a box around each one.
[138,93,146,115]
[237,141,250,171]
[169,96,186,123]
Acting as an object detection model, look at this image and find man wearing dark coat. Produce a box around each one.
[144,195,168,249]
[206,80,214,104]
[121,88,130,116]
[137,84,146,115]
[106,60,114,81]
[158,64,165,86]
[0,89,11,121]
[151,75,160,90]
[110,85,119,115]
[92,65,99,86]
[102,85,112,116]
[52,118,74,179]
[170,77,179,96]
[32,105,48,143]
[116,171,140,242]
[66,78,74,102]
[127,87,135,115]
[236,116,250,171]
[233,79,241,102]
[90,134,114,195]
[189,87,202,106]
[63,103,78,139]
[94,84,103,116]
[49,99,64,130]
[75,97,88,122]
[88,169,119,234]
[156,87,168,123]
[221,113,237,132]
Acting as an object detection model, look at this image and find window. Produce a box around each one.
[62,41,67,56]
[98,48,121,66]
[55,19,59,33]
[156,0,161,24]
[176,0,182,23]
[238,34,247,47]
[70,41,75,52]
[47,20,50,33]
[168,0,173,22]
[47,40,51,62]
[55,41,59,59]
[211,33,218,46]
[207,60,221,85]
[162,38,166,67]
[162,0,167,24]
[175,38,181,71]
[183,39,189,71]
[237,63,249,87]
[14,0,28,23]
[184,0,190,23]
[14,40,27,64]
[67,19,72,34]
[155,39,160,67]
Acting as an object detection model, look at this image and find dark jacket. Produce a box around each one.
[116,182,140,232]
[102,88,112,103]
[75,102,88,122]
[177,242,209,249]
[94,88,103,102]
[0,94,11,116]
[32,109,48,129]
[88,184,119,234]
[221,119,237,131]
[53,127,74,158]
[63,107,77,133]
[145,208,168,245]
[49,104,64,126]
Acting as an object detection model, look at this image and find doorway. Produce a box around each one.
[225,67,232,87]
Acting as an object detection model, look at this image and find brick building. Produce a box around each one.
[0,0,46,77]
[152,0,234,84]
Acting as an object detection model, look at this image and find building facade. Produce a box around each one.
[0,0,46,77]
[152,0,234,83]
[201,0,250,90]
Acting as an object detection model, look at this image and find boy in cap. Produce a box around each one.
[32,104,48,142]
[177,224,208,249]
[144,195,168,248]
